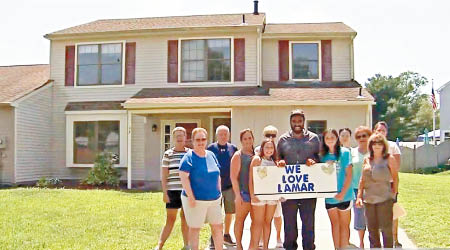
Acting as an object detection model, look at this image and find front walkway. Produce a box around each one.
[221,198,415,249]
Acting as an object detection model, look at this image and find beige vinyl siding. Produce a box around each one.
[49,30,258,181]
[14,85,53,183]
[231,105,368,147]
[262,39,279,81]
[262,38,352,82]
[0,107,15,184]
[331,38,352,81]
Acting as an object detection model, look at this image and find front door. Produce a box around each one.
[161,120,201,156]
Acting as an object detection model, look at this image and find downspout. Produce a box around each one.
[127,110,132,189]
[257,27,263,87]
[350,34,355,80]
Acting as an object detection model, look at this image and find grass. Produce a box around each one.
[0,188,210,250]
[398,172,450,248]
[435,170,450,176]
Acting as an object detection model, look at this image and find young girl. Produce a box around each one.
[248,139,278,250]
[321,129,354,249]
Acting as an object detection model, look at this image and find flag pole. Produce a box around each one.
[432,79,436,145]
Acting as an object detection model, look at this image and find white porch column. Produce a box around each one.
[127,111,132,189]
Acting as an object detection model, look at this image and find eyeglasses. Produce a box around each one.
[372,141,384,145]
[355,134,368,139]
[265,134,276,138]
[194,138,207,142]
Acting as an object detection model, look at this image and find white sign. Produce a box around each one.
[253,163,337,200]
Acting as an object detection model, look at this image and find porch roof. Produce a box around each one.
[65,101,125,111]
[124,81,374,109]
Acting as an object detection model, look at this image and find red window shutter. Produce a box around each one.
[125,42,136,85]
[278,40,289,81]
[167,40,178,83]
[65,45,75,86]
[321,40,332,81]
[234,38,245,81]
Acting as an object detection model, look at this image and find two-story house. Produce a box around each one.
[1,3,374,188]
[438,81,450,141]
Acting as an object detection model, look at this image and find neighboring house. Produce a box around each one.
[437,81,450,141]
[0,65,52,185]
[1,3,375,188]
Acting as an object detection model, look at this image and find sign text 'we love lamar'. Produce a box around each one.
[253,163,338,200]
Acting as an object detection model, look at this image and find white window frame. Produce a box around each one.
[74,40,127,88]
[178,36,234,86]
[289,41,322,81]
[209,115,232,143]
[160,119,201,158]
[443,130,450,142]
[66,112,128,168]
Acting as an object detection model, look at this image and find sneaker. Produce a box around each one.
[276,241,283,248]
[209,236,215,249]
[223,234,236,246]
[394,241,403,248]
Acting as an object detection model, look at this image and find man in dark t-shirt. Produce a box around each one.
[207,125,238,247]
[278,110,320,250]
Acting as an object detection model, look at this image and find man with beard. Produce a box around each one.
[277,109,320,250]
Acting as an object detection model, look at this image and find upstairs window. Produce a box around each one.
[181,38,231,82]
[290,42,321,81]
[77,43,123,86]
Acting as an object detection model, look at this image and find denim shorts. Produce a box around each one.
[240,190,251,203]
[353,189,366,230]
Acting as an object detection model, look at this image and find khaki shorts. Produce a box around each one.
[181,195,223,228]
[222,187,235,214]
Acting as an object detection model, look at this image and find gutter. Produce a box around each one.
[44,24,262,40]
[123,99,376,109]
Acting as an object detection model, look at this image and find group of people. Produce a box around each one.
[154,109,403,250]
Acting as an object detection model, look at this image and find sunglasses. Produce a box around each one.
[355,134,368,139]
[194,138,207,142]
[265,134,276,138]
[372,141,384,145]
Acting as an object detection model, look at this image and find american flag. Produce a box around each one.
[431,87,437,111]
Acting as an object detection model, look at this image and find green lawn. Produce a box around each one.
[0,188,210,250]
[398,172,450,248]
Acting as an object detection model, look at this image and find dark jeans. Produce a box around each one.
[364,199,394,248]
[281,198,316,250]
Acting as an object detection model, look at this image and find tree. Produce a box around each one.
[365,71,433,141]
[414,96,440,136]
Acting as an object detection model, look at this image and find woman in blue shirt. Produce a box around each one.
[179,128,223,250]
[320,129,353,249]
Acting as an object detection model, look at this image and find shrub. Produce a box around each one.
[36,177,62,188]
[414,164,450,174]
[81,153,121,187]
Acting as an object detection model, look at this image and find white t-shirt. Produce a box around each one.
[388,141,401,155]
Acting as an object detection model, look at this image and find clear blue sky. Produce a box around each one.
[1,0,449,93]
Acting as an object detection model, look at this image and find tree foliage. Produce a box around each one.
[365,71,439,141]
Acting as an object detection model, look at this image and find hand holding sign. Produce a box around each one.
[253,162,337,200]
